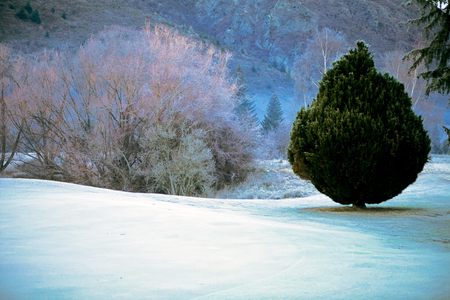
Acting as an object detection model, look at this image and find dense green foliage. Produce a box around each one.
[288,41,431,208]
[405,0,450,104]
[15,7,28,20]
[30,9,41,24]
[24,2,32,14]
[261,92,284,132]
[234,65,258,124]
[444,126,450,143]
[62,11,67,19]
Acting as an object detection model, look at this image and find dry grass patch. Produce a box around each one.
[302,206,427,216]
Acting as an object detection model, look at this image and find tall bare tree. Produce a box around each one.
[382,44,427,108]
[0,44,22,173]
[293,27,348,107]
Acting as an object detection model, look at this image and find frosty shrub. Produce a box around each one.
[257,122,291,160]
[4,25,255,194]
[288,41,431,208]
[139,126,215,196]
[0,44,22,173]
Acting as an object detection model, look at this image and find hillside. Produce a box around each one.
[0,0,424,120]
[146,0,421,69]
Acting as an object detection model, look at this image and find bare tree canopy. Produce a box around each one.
[0,25,257,194]
[293,27,348,108]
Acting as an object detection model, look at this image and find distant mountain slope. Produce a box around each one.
[0,0,422,120]
[1,0,420,65]
[131,0,421,70]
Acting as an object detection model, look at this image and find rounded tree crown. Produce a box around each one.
[288,41,430,207]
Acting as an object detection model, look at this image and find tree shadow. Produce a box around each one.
[301,206,427,216]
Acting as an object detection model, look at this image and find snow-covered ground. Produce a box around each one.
[1,155,450,299]
[216,154,450,199]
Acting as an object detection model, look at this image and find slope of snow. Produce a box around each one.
[1,164,450,299]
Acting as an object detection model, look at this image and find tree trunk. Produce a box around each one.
[352,201,366,209]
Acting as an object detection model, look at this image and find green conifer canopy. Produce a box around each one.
[405,0,450,103]
[444,126,450,144]
[15,7,28,20]
[261,92,284,132]
[30,9,41,24]
[24,2,32,14]
[288,41,431,208]
[234,65,258,124]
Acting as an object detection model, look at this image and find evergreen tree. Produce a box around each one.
[24,2,32,14]
[15,7,28,20]
[405,0,450,104]
[30,9,41,24]
[62,11,66,19]
[444,126,450,144]
[261,92,284,132]
[288,41,431,208]
[234,64,258,124]
[51,7,55,14]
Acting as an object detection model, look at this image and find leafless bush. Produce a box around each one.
[255,122,291,160]
[4,50,69,179]
[138,125,215,196]
[4,25,255,195]
[0,44,22,173]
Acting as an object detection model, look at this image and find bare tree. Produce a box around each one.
[293,27,348,107]
[381,45,447,153]
[0,44,22,173]
[382,41,427,108]
[5,25,255,194]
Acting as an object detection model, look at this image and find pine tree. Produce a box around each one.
[62,11,66,19]
[405,1,450,104]
[288,41,431,208]
[261,92,284,132]
[30,9,41,24]
[444,126,450,144]
[234,65,258,124]
[24,2,32,14]
[15,7,28,20]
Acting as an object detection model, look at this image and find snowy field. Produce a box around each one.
[215,154,450,199]
[0,155,450,299]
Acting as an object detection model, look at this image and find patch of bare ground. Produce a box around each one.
[302,206,427,215]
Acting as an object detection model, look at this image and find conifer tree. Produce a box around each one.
[233,64,258,124]
[444,126,450,144]
[30,9,41,24]
[288,41,431,208]
[261,92,284,132]
[24,2,32,14]
[405,0,450,104]
[15,7,28,20]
